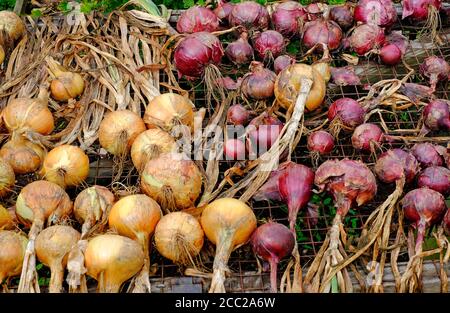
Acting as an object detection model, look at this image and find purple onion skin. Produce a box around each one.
[375,149,420,184]
[271,1,306,38]
[274,55,295,75]
[328,98,366,129]
[351,123,383,151]
[176,6,220,33]
[411,143,444,168]
[423,99,450,131]
[247,112,284,156]
[307,130,335,154]
[330,4,354,30]
[330,66,362,86]
[214,0,234,23]
[241,62,276,100]
[350,23,386,56]
[354,0,397,28]
[253,30,285,60]
[444,209,450,235]
[228,1,270,31]
[225,33,254,66]
[417,166,450,195]
[420,56,450,90]
[302,19,343,52]
[227,104,250,126]
[402,0,442,21]
[379,44,403,66]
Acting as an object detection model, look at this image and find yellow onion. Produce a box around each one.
[141,152,202,212]
[46,57,85,101]
[0,204,16,230]
[200,198,257,293]
[131,129,177,172]
[35,225,80,293]
[154,211,204,266]
[0,11,25,43]
[0,157,15,197]
[274,63,326,112]
[312,62,331,83]
[0,137,45,174]
[0,230,28,284]
[40,144,89,188]
[2,87,54,135]
[143,93,195,134]
[84,234,145,293]
[99,110,146,156]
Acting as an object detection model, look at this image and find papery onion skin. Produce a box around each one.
[141,153,202,212]
[0,157,15,197]
[380,44,403,66]
[241,61,276,100]
[411,143,444,168]
[417,166,450,195]
[41,145,90,188]
[0,205,16,230]
[0,11,25,42]
[330,66,362,86]
[307,130,335,154]
[328,98,365,129]
[422,99,450,131]
[0,230,28,283]
[227,104,250,126]
[354,0,397,28]
[50,72,85,101]
[419,56,450,90]
[375,149,420,184]
[176,6,219,33]
[351,123,383,151]
[274,55,295,75]
[0,46,5,64]
[228,1,270,31]
[225,32,254,66]
[253,30,286,59]
[402,0,442,21]
[271,1,306,38]
[330,4,354,30]
[99,110,146,156]
[247,112,284,155]
[350,23,385,56]
[214,0,234,22]
[0,138,45,174]
[302,19,343,52]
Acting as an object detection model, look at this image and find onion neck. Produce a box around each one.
[209,230,234,293]
[98,271,121,293]
[49,263,64,293]
[415,219,426,255]
[269,258,279,293]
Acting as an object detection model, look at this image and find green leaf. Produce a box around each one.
[331,276,339,293]
[183,0,195,9]
[323,197,332,206]
[135,0,162,16]
[31,9,43,19]
[35,263,43,271]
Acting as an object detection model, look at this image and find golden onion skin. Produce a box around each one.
[50,72,85,101]
[0,11,25,42]
[0,138,45,174]
[74,185,115,227]
[0,230,28,283]
[0,157,15,197]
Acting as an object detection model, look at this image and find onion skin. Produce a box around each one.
[253,163,288,202]
[141,153,202,212]
[302,19,343,52]
[411,143,444,168]
[351,123,383,151]
[444,209,450,235]
[417,166,450,195]
[419,56,450,91]
[379,44,402,66]
[0,231,28,283]
[328,98,365,129]
[0,138,45,174]
[253,30,285,60]
[375,149,420,184]
[0,205,16,230]
[50,72,85,101]
[131,129,177,172]
[330,5,354,30]
[35,225,80,293]
[274,55,295,75]
[0,11,25,43]
[99,110,146,156]
[228,1,270,31]
[0,157,15,197]
[250,222,295,293]
[227,104,250,126]
[154,211,204,265]
[422,99,450,131]
[223,139,246,160]
[247,112,284,155]
[307,130,335,154]
[241,61,276,100]
[41,145,90,188]
[0,45,5,64]
[174,32,224,79]
[85,234,145,293]
[350,23,385,56]
[402,0,442,21]
[354,0,397,28]
[271,1,306,38]
[214,0,234,22]
[330,66,362,86]
[225,32,254,66]
[176,6,219,33]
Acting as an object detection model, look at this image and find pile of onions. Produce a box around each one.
[241,61,276,100]
[350,23,385,55]
[417,166,450,195]
[46,57,85,101]
[223,139,246,160]
[0,157,15,197]
[85,234,144,293]
[379,31,409,66]
[99,110,146,156]
[35,225,80,293]
[400,187,446,292]
[420,56,450,91]
[228,1,270,31]
[16,180,72,293]
[271,1,306,38]
[201,198,256,293]
[422,99,450,131]
[302,18,343,52]
[40,145,89,188]
[227,104,250,126]
[274,55,295,75]
[305,159,377,292]
[402,0,442,41]
[225,32,254,66]
[354,0,397,28]
[0,205,16,230]
[0,231,27,285]
[351,123,383,152]
[2,87,54,136]
[214,0,234,22]
[253,30,285,60]
[411,142,446,168]
[330,4,354,30]
[176,6,219,33]
[109,194,162,293]
[141,152,202,212]
[328,97,365,137]
[0,137,45,174]
[250,222,295,293]
[154,211,204,266]
[131,129,177,172]
[247,112,284,156]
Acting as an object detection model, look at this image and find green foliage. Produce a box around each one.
[0,0,15,11]
[327,0,346,4]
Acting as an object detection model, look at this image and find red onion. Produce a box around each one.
[354,0,397,28]
[379,44,402,66]
[250,222,295,293]
[247,112,284,156]
[306,3,328,21]
[227,104,250,126]
[375,149,420,184]
[330,4,354,30]
[417,166,450,195]
[386,31,409,55]
[274,55,295,75]
[350,23,385,56]
[217,76,241,90]
[399,83,433,104]
[214,0,234,23]
[444,209,450,235]
[278,162,315,231]
[176,6,220,33]
[302,19,343,52]
[411,143,445,168]
[223,139,246,160]
[253,30,285,60]
[174,32,224,79]
[228,1,270,31]
[422,99,450,131]
[271,1,306,38]
[225,32,254,66]
[241,61,276,100]
[402,0,442,21]
[419,56,450,91]
[328,98,365,131]
[330,66,361,86]
[307,130,335,155]
[351,123,383,151]
[253,162,291,202]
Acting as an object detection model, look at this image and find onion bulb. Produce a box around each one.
[0,231,28,284]
[143,93,195,134]
[154,211,204,265]
[354,0,397,28]
[214,0,234,22]
[0,137,45,174]
[225,32,254,66]
[99,110,146,156]
[417,166,450,195]
[41,145,89,188]
[0,205,15,230]
[274,55,295,75]
[0,157,15,197]
[241,61,276,100]
[350,23,385,56]
[227,104,250,126]
[302,19,343,52]
[201,198,257,293]
[228,1,270,31]
[141,153,202,212]
[0,11,25,43]
[35,225,80,293]
[253,30,285,60]
[131,129,176,172]
[46,57,85,101]
[271,1,306,38]
[330,4,354,30]
[419,56,450,91]
[84,234,144,293]
[176,6,219,33]
[422,99,450,131]
[2,87,54,135]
